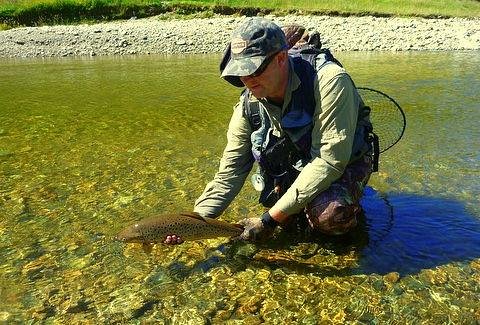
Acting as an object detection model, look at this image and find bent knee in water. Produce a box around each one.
[306,200,359,235]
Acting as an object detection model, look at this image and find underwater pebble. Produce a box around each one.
[240,315,263,324]
[255,269,271,282]
[403,276,427,292]
[5,196,27,217]
[0,149,13,158]
[113,195,135,207]
[372,278,386,291]
[260,298,281,319]
[271,269,287,282]
[236,294,263,315]
[171,307,206,323]
[420,269,448,285]
[383,271,400,283]
[470,259,480,271]
[69,255,92,270]
[235,243,258,258]
[0,312,10,321]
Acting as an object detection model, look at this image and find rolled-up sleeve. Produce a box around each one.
[194,100,254,217]
[273,66,359,215]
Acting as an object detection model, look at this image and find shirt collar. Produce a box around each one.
[281,57,301,113]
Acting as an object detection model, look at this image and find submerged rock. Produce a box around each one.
[384,271,400,283]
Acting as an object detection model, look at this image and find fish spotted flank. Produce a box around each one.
[116,212,243,243]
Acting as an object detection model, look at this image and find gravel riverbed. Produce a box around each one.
[0,14,479,58]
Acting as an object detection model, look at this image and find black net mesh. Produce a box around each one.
[357,87,406,153]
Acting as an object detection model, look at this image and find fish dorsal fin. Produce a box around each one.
[179,212,244,231]
[179,212,206,222]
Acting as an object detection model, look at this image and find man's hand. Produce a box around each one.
[238,212,278,242]
[164,235,183,245]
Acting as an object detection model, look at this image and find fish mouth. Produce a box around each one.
[115,233,143,243]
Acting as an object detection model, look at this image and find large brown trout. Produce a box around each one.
[116,212,243,243]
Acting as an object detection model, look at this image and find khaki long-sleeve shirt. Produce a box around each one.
[194,57,362,217]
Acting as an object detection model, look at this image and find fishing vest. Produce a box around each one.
[245,46,370,162]
[244,46,373,206]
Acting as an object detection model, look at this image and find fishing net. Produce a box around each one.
[357,87,406,153]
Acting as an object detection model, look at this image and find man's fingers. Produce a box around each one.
[164,235,183,245]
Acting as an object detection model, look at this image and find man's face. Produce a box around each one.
[239,52,286,100]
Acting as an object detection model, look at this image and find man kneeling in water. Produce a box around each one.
[165,18,373,244]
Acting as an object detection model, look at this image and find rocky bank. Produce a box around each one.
[0,14,479,58]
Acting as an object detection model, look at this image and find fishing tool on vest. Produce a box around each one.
[250,130,304,207]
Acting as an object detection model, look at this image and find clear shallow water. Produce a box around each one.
[0,52,479,323]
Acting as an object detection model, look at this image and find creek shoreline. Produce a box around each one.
[0,14,479,58]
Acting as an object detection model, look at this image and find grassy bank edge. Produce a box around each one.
[0,1,479,30]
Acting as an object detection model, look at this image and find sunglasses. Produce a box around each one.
[249,52,279,77]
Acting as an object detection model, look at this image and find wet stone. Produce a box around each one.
[420,269,448,285]
[235,243,258,258]
[24,244,46,260]
[166,262,191,281]
[260,298,281,320]
[144,267,169,286]
[0,312,10,321]
[372,278,386,291]
[255,269,271,282]
[393,285,405,296]
[470,259,480,271]
[358,311,375,323]
[131,299,159,319]
[5,196,29,217]
[290,242,319,257]
[66,299,93,314]
[271,268,287,282]
[236,294,263,316]
[403,276,427,292]
[0,149,13,158]
[350,275,368,285]
[212,309,233,322]
[69,255,92,270]
[32,303,56,320]
[383,271,400,283]
[241,315,263,324]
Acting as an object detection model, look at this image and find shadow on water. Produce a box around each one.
[164,187,480,279]
[357,187,480,276]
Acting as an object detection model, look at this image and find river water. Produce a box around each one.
[0,52,479,323]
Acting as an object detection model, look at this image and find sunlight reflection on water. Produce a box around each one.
[0,51,479,322]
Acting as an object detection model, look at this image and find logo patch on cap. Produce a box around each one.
[231,38,247,54]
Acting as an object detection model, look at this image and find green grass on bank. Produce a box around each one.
[1,0,479,28]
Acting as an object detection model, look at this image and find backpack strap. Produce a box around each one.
[242,89,262,131]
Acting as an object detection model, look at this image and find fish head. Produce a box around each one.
[115,223,145,243]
